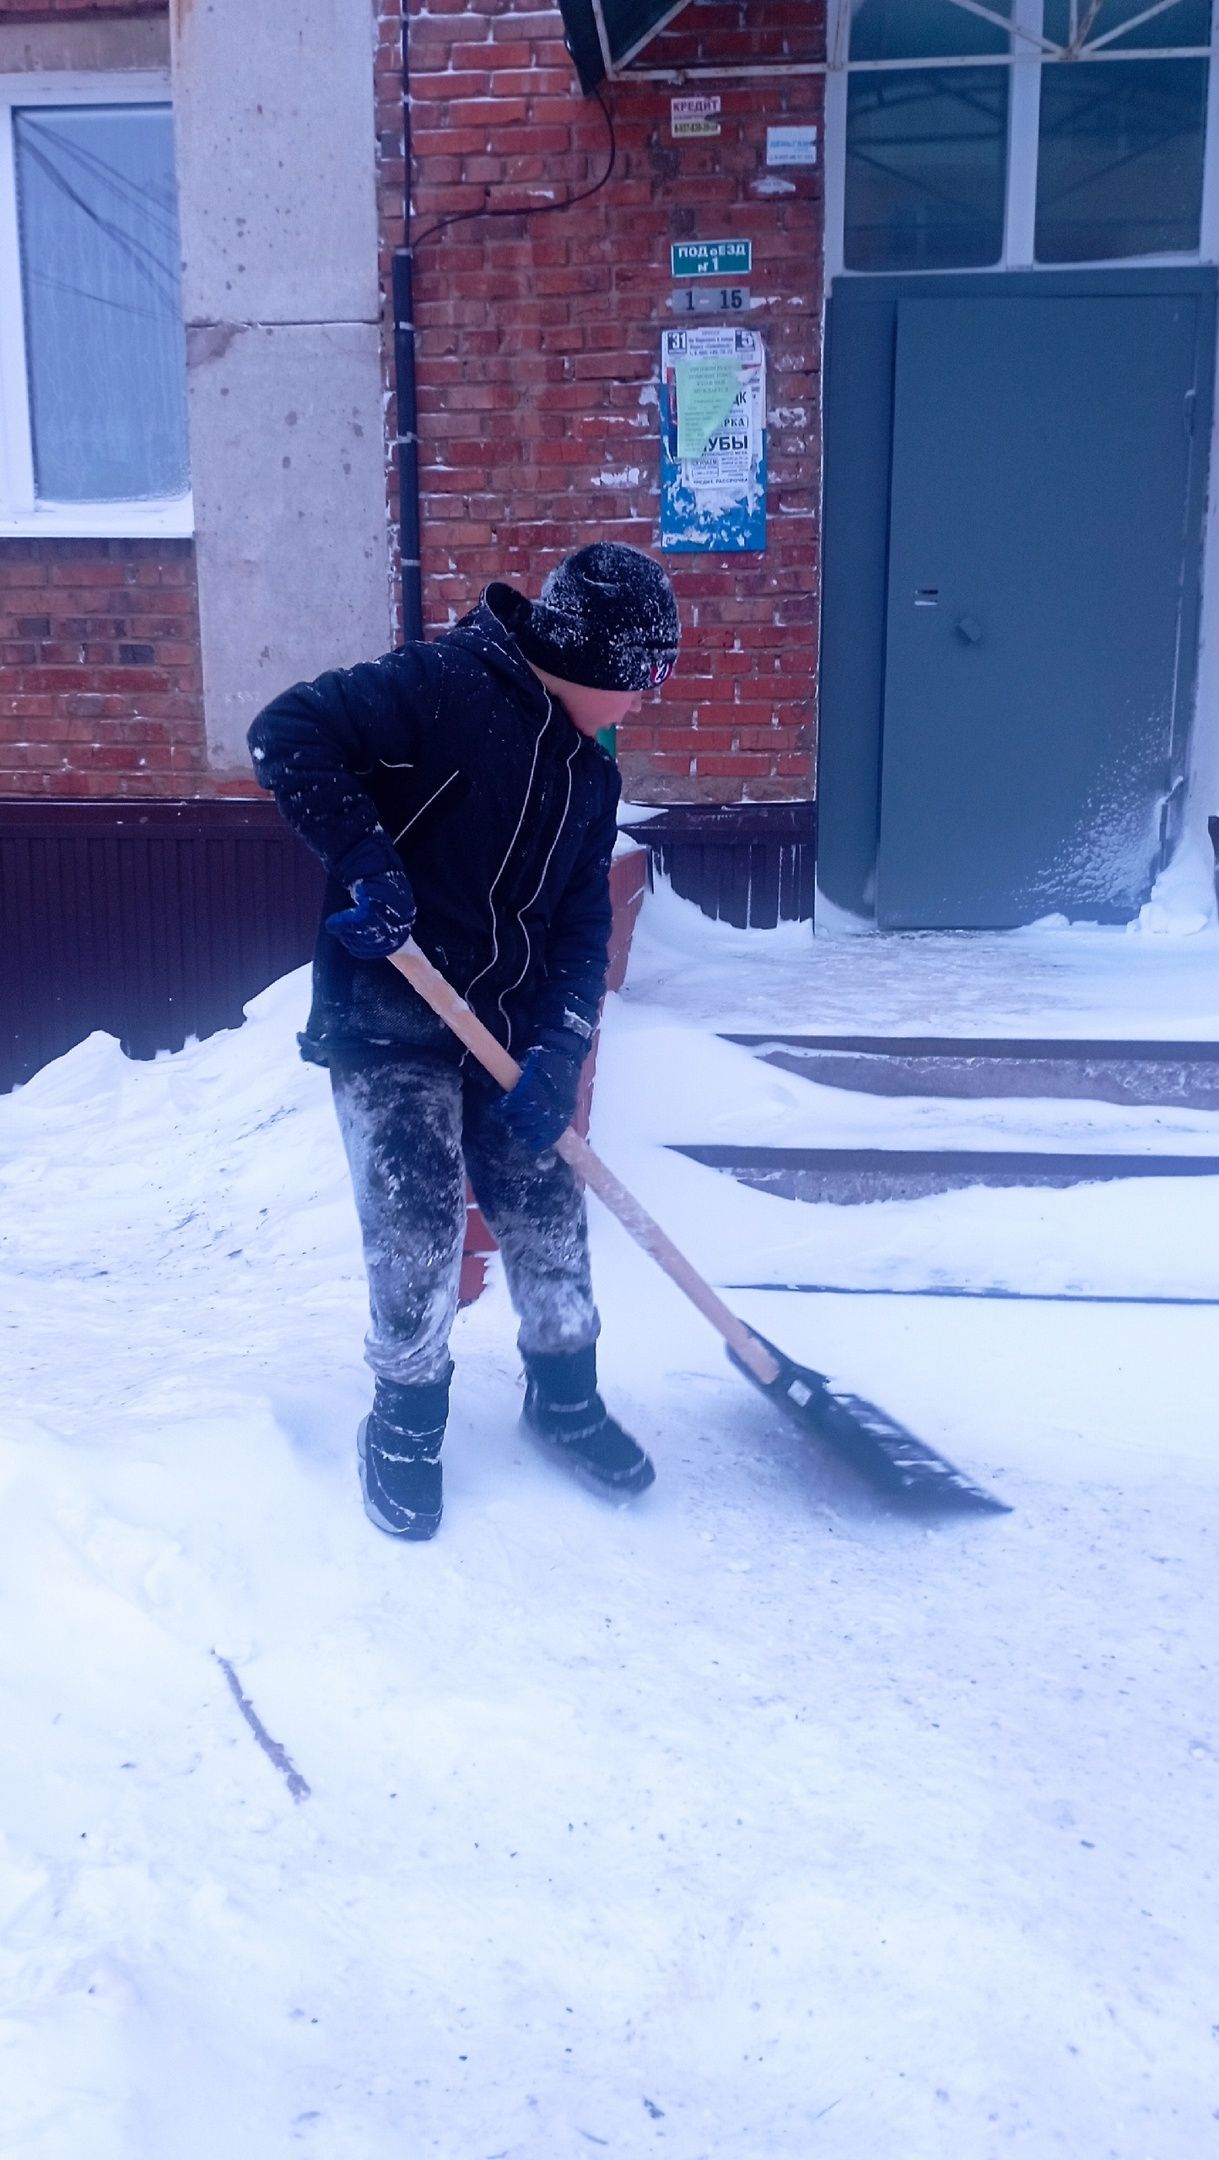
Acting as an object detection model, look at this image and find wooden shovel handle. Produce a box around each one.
[389,939,780,1386]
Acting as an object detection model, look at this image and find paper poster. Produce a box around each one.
[766,124,818,166]
[674,357,742,459]
[671,95,721,139]
[660,326,766,553]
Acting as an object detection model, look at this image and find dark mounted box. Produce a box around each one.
[619,800,816,930]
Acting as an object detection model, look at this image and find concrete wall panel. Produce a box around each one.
[187,321,391,769]
[171,0,380,327]
[0,22,170,71]
[172,0,390,778]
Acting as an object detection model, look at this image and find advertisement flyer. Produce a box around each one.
[660,326,766,553]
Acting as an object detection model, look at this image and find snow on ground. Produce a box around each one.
[634,875,1219,1040]
[2,896,1218,2159]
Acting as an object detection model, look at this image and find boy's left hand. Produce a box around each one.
[325,867,416,958]
[491,1032,584,1154]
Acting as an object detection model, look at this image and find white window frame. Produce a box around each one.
[824,0,1219,278]
[0,70,192,539]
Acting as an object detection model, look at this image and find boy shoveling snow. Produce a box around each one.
[249,543,681,1540]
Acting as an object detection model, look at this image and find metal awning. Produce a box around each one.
[559,0,1215,93]
[558,0,694,92]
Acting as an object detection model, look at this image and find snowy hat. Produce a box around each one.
[513,544,680,692]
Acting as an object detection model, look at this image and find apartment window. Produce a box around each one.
[0,75,190,536]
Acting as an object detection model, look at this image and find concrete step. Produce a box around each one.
[725,1282,1219,1307]
[672,1144,1219,1205]
[721,1034,1219,1111]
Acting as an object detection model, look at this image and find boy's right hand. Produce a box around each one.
[325,868,417,958]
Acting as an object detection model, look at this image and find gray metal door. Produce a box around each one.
[876,292,1205,928]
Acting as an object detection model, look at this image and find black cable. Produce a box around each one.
[16,133,180,313]
[19,112,181,247]
[411,82,616,253]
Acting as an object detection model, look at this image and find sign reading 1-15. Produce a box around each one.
[668,286,750,316]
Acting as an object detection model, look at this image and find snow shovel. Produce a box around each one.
[389,941,1010,1516]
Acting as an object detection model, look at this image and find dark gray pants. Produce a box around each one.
[331,1057,599,1388]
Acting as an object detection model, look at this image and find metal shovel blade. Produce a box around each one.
[728,1330,1012,1515]
[386,946,1012,1520]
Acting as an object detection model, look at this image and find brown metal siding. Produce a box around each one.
[2,798,790,1093]
[1,800,323,1091]
[621,802,816,929]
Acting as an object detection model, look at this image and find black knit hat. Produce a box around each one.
[504,544,680,692]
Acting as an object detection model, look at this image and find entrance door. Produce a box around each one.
[875,292,1206,928]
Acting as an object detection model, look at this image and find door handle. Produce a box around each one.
[955,614,983,645]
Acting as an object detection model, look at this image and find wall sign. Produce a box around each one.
[660,325,766,554]
[671,239,752,278]
[667,285,750,316]
[766,124,818,166]
[671,95,721,139]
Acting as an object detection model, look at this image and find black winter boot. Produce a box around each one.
[521,1346,655,1497]
[358,1373,449,1540]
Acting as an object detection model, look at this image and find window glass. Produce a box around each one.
[1043,0,1210,52]
[845,67,1010,270]
[851,0,1010,63]
[14,104,188,502]
[1035,57,1208,259]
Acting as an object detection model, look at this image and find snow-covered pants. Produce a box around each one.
[331,1057,600,1388]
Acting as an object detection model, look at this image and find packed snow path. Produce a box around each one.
[2,898,1218,2158]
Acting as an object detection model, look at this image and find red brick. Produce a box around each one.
[411,127,489,158]
[451,39,516,67]
[491,69,573,94]
[410,72,491,101]
[0,561,53,588]
[695,754,773,778]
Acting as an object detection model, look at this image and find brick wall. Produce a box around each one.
[0,3,165,14]
[0,540,205,797]
[2,0,824,807]
[405,0,824,804]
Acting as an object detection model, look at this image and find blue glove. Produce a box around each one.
[325,867,416,958]
[491,1030,585,1154]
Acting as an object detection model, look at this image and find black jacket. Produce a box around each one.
[248,587,622,1066]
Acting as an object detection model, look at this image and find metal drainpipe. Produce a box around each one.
[394,2,423,644]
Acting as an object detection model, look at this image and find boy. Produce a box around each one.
[249,543,680,1541]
